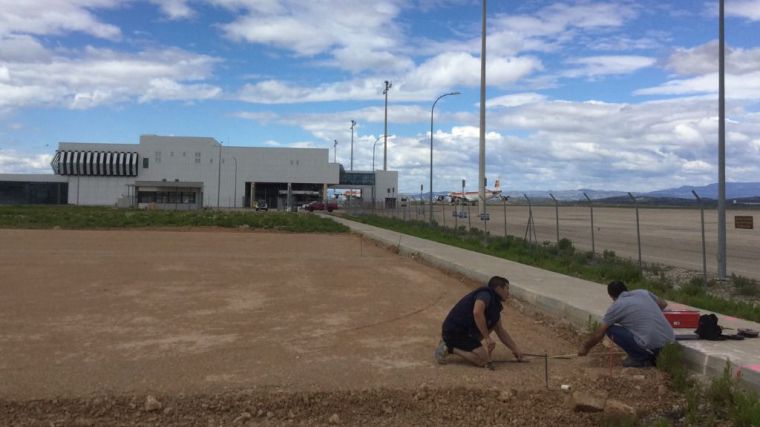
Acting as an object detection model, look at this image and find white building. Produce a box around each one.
[0,135,399,210]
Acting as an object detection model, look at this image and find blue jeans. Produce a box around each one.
[606,325,658,364]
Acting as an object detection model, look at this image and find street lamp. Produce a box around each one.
[429,91,460,222]
[383,80,392,171]
[333,139,338,163]
[350,120,356,171]
[478,0,487,216]
[371,136,382,171]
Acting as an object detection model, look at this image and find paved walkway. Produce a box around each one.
[327,215,760,392]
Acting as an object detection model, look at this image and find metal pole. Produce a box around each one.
[550,193,559,245]
[333,140,338,163]
[584,192,595,255]
[693,190,708,287]
[383,80,392,171]
[478,0,487,217]
[503,197,508,238]
[628,192,642,270]
[233,157,238,208]
[350,120,356,171]
[430,92,460,223]
[216,142,222,209]
[717,0,727,280]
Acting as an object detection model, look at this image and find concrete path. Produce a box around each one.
[327,214,760,392]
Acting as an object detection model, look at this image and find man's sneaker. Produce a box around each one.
[623,356,654,368]
[434,340,448,364]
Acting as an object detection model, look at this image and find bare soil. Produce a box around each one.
[0,229,682,426]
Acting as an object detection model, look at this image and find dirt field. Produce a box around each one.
[0,229,681,425]
[395,205,760,281]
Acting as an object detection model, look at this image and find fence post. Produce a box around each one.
[550,193,559,245]
[584,192,595,256]
[692,190,708,287]
[628,192,642,271]
[467,202,472,229]
[523,193,537,244]
[503,196,509,238]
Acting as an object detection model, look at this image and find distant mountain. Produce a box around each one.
[643,182,760,200]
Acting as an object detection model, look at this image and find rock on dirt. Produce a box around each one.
[328,413,341,424]
[570,391,606,412]
[143,396,162,412]
[605,399,637,419]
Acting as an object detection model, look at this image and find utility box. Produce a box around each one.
[664,310,700,329]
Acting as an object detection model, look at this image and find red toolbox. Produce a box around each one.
[664,310,700,329]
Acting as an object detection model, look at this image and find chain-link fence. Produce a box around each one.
[342,198,760,282]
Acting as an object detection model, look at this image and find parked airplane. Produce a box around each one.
[441,179,504,205]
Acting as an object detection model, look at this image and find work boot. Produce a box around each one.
[622,356,654,368]
[434,340,448,365]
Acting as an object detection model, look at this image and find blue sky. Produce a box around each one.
[1,0,759,193]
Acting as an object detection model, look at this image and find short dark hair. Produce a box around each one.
[607,280,628,299]
[488,276,509,289]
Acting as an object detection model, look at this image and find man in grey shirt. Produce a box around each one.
[578,281,675,367]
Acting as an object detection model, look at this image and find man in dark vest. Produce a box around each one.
[434,276,524,367]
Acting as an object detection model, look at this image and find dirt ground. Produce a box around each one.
[0,229,682,426]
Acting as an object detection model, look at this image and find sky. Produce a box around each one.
[0,0,759,194]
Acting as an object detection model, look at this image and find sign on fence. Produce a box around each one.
[480,213,490,221]
[735,215,754,230]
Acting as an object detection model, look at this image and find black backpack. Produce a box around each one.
[695,314,724,340]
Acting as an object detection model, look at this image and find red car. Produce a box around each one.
[305,201,338,212]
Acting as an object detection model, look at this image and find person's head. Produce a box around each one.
[607,280,628,300]
[488,276,510,301]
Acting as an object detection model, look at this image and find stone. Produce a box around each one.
[498,390,515,402]
[163,407,174,415]
[144,396,162,412]
[605,399,637,419]
[570,391,606,413]
[631,374,646,381]
[233,412,252,424]
[266,411,274,418]
[658,385,669,395]
[328,413,340,424]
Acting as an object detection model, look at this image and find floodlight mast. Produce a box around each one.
[478,0,487,216]
[383,80,392,171]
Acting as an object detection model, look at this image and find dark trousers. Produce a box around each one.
[606,325,659,364]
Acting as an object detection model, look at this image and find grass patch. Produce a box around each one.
[0,205,349,233]
[732,274,760,297]
[657,344,760,426]
[345,214,760,322]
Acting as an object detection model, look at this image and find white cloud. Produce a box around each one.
[665,41,760,76]
[635,71,760,99]
[562,55,656,78]
[0,0,122,39]
[150,0,195,20]
[727,0,760,21]
[0,45,222,110]
[0,150,53,174]
[486,93,546,108]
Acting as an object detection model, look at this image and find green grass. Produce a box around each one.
[346,215,760,322]
[0,205,349,233]
[656,345,760,426]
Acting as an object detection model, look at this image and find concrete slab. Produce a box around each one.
[328,215,760,393]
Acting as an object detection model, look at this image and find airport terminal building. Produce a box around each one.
[0,135,399,210]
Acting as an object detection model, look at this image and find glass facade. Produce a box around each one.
[0,181,68,205]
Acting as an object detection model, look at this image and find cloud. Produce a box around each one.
[727,0,760,21]
[0,0,122,39]
[149,0,195,20]
[562,55,656,78]
[0,149,53,174]
[0,44,222,110]
[664,41,760,76]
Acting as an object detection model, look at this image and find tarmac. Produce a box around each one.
[326,214,760,393]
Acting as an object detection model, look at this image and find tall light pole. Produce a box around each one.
[477,0,487,217]
[718,0,727,280]
[371,136,382,211]
[383,80,392,171]
[430,91,460,222]
[333,139,338,163]
[350,120,356,171]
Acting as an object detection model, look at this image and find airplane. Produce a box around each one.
[441,179,505,205]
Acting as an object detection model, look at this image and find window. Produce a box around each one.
[194,152,201,164]
[143,158,149,168]
[155,151,162,164]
